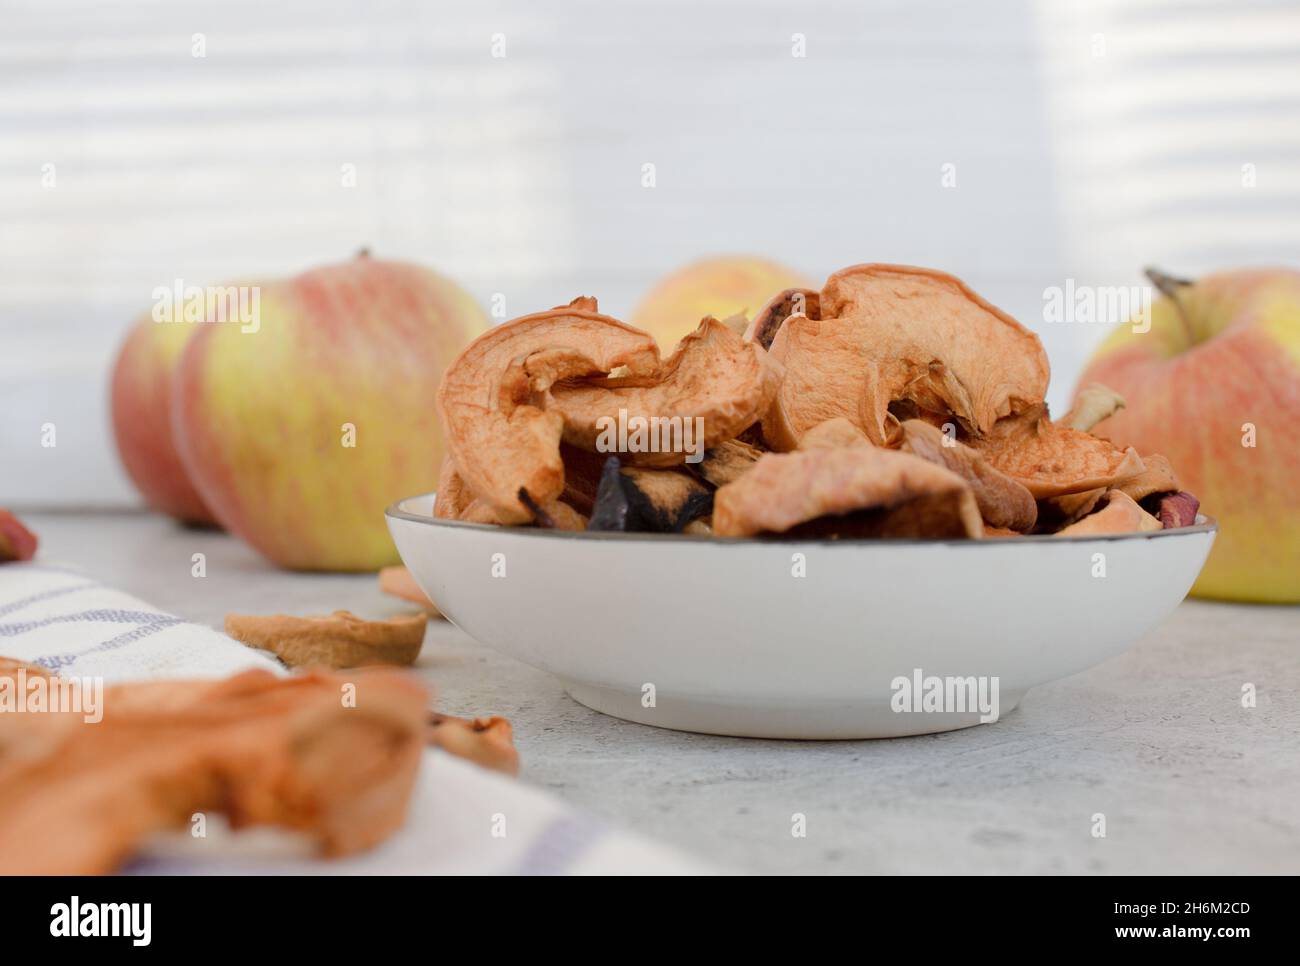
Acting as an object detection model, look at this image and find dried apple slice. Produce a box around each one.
[971,405,1145,499]
[713,445,982,538]
[744,287,821,350]
[437,297,661,523]
[548,317,781,466]
[1054,490,1162,537]
[378,566,442,616]
[427,713,520,776]
[796,416,873,451]
[225,610,427,668]
[1115,453,1179,503]
[433,456,473,520]
[899,419,1037,532]
[0,667,427,875]
[1062,383,1126,431]
[764,264,1049,449]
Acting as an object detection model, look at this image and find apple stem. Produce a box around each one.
[356,247,371,259]
[1144,267,1195,344]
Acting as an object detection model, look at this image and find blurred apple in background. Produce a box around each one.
[1076,267,1300,603]
[632,256,809,349]
[173,253,487,571]
[110,311,219,525]
[0,509,38,562]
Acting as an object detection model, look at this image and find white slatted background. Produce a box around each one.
[2,0,1297,506]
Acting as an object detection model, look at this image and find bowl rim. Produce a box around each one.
[386,492,1218,547]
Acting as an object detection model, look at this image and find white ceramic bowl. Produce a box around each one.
[388,493,1216,739]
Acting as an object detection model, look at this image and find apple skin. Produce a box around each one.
[173,255,487,571]
[632,256,809,349]
[0,509,38,562]
[110,315,218,524]
[1076,268,1300,603]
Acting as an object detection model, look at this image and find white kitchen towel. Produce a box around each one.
[0,562,712,875]
[0,563,282,680]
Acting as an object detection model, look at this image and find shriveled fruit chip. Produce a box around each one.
[713,445,982,539]
[514,490,589,530]
[764,265,1049,449]
[899,419,1038,532]
[743,287,821,350]
[796,416,873,451]
[1036,486,1106,533]
[437,297,661,523]
[1154,491,1200,529]
[378,566,442,616]
[1054,490,1162,537]
[1062,383,1126,432]
[1116,453,1179,503]
[433,456,474,520]
[225,610,427,668]
[689,438,764,487]
[427,712,519,777]
[0,666,426,875]
[548,317,781,466]
[971,405,1145,499]
[0,509,38,562]
[587,457,713,533]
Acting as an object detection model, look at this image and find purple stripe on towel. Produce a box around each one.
[0,609,180,637]
[515,814,605,875]
[32,619,180,671]
[0,581,97,618]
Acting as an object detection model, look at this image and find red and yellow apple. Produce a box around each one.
[173,254,487,571]
[0,509,38,562]
[111,311,218,524]
[1076,268,1300,603]
[632,256,809,349]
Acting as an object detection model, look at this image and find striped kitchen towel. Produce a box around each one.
[0,562,711,875]
[0,562,281,680]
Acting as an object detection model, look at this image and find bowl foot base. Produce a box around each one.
[562,681,1023,740]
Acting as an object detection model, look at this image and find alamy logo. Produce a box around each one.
[890,668,1000,723]
[1042,279,1152,333]
[0,668,102,723]
[594,408,705,464]
[50,896,151,946]
[152,279,261,333]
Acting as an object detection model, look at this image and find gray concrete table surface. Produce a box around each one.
[14,510,1300,875]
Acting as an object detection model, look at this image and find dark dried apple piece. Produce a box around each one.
[587,457,713,533]
[689,438,764,487]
